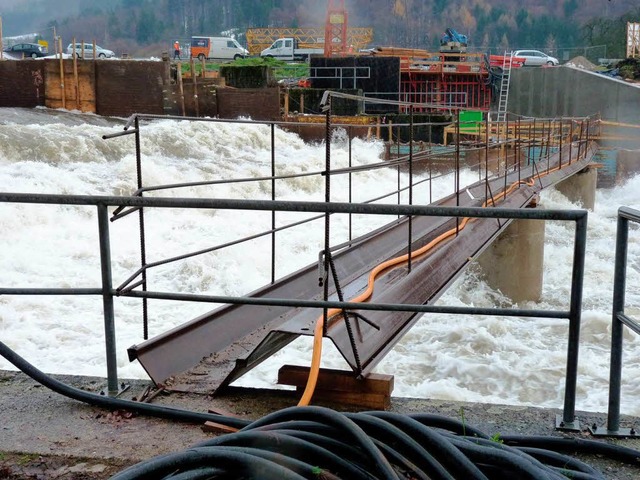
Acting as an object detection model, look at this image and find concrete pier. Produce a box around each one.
[556,165,598,210]
[478,218,545,303]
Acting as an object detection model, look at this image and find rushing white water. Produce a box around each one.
[1,107,639,415]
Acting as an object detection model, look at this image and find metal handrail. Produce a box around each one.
[591,206,640,438]
[0,105,598,424]
[0,191,588,427]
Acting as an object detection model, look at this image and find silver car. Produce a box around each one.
[512,50,559,66]
[66,42,115,58]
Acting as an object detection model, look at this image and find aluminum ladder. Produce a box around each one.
[496,52,514,122]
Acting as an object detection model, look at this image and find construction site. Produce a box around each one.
[1,1,640,479]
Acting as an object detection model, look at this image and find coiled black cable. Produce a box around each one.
[1,339,639,480]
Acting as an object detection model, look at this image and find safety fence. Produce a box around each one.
[592,206,640,438]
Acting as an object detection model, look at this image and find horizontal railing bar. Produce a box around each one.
[0,288,102,295]
[618,206,640,223]
[0,192,587,221]
[122,289,570,319]
[617,312,640,336]
[101,129,138,140]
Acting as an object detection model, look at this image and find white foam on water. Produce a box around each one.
[1,108,639,415]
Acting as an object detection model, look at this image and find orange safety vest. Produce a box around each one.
[174,42,180,50]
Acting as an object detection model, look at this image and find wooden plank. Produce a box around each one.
[299,387,391,410]
[202,421,238,434]
[278,365,394,395]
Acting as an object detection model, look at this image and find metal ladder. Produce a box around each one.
[496,52,513,122]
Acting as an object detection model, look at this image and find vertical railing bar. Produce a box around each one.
[97,203,118,395]
[322,98,332,337]
[559,118,563,170]
[530,119,535,177]
[546,119,552,174]
[568,120,574,166]
[271,122,276,284]
[348,125,353,242]
[503,117,508,199]
[134,116,149,340]
[562,212,588,425]
[455,109,460,234]
[607,213,629,433]
[585,119,590,159]
[517,117,522,185]
[396,124,401,215]
[429,121,433,204]
[485,113,489,205]
[408,105,414,273]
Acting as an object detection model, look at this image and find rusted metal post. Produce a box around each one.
[348,125,353,241]
[73,37,80,110]
[407,105,414,273]
[177,63,186,116]
[559,118,563,169]
[485,113,489,204]
[190,58,199,117]
[322,94,332,337]
[58,37,65,109]
[271,122,276,284]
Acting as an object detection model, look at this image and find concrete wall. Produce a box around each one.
[96,61,170,117]
[0,59,281,121]
[217,88,281,121]
[0,61,46,108]
[510,66,640,123]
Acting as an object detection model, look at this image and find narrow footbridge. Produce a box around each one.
[124,114,600,395]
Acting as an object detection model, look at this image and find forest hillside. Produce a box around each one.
[1,0,638,59]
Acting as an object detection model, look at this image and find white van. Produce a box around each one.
[190,36,249,61]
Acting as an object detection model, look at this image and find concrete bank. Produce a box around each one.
[1,369,640,479]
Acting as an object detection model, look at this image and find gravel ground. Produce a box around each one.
[1,370,640,479]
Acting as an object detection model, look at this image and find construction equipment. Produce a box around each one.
[440,28,468,53]
[246,27,373,56]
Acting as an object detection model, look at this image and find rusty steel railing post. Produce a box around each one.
[485,113,489,204]
[348,125,353,242]
[322,93,332,336]
[133,116,149,340]
[558,118,563,169]
[97,203,119,395]
[271,122,276,284]
[408,105,414,273]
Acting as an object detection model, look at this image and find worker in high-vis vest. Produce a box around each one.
[173,41,181,60]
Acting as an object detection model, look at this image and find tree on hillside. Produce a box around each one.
[581,7,640,59]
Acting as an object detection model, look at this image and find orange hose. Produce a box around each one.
[297,164,561,406]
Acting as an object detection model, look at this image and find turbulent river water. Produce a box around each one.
[0,107,639,415]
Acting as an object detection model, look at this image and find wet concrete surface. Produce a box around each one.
[1,369,640,479]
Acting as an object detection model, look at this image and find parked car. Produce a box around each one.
[66,42,115,58]
[3,43,46,58]
[512,50,559,66]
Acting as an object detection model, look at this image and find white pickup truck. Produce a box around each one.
[260,37,324,62]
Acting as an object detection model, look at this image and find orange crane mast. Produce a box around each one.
[324,0,348,57]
